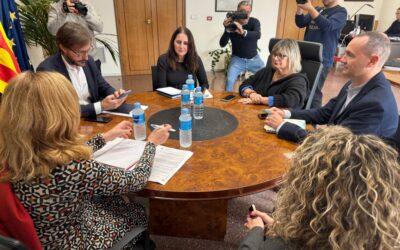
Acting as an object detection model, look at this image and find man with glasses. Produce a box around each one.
[219,0,264,92]
[384,8,400,38]
[37,22,126,117]
[295,0,347,108]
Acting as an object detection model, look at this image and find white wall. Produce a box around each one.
[377,0,399,32]
[186,0,280,72]
[341,0,383,19]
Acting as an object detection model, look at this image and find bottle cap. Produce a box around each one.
[181,108,189,115]
[134,102,141,108]
[196,86,201,92]
[188,74,193,79]
[182,84,188,90]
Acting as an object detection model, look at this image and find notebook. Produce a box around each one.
[264,119,306,133]
[156,87,181,99]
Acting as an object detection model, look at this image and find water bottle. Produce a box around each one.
[186,74,195,102]
[181,84,190,110]
[179,108,192,148]
[193,86,204,120]
[132,102,146,140]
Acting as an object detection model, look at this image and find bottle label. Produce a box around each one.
[181,93,190,102]
[194,95,203,105]
[133,113,145,125]
[180,120,192,130]
[187,83,195,90]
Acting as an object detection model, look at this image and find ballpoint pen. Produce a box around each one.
[150,124,176,132]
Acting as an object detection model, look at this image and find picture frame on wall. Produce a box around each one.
[215,0,253,12]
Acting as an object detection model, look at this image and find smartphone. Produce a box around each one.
[117,90,132,99]
[258,113,268,120]
[248,204,257,218]
[84,116,112,123]
[221,94,236,102]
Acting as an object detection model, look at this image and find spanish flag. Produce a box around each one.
[0,22,20,94]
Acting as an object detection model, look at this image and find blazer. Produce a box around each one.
[278,72,399,142]
[239,66,309,109]
[37,52,115,117]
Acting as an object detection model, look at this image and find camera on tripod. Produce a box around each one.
[296,0,308,4]
[225,11,248,32]
[63,1,88,16]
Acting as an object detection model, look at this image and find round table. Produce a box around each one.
[80,92,297,240]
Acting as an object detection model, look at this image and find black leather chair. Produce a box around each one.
[0,235,27,250]
[151,65,159,91]
[267,38,323,110]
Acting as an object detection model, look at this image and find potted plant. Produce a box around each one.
[208,42,232,76]
[17,0,119,63]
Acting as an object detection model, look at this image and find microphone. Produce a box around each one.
[349,3,374,21]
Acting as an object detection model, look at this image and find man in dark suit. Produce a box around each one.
[265,31,398,143]
[37,22,126,117]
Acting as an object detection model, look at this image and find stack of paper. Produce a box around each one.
[93,138,193,185]
[264,119,306,133]
[156,87,181,99]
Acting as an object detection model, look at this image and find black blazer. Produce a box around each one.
[239,66,309,109]
[278,72,399,142]
[37,52,115,117]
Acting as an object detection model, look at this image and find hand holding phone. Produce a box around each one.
[221,94,236,102]
[248,204,257,218]
[117,89,132,99]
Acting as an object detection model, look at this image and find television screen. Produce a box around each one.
[355,14,375,31]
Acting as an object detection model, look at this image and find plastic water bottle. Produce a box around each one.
[193,87,204,119]
[179,108,192,148]
[132,102,146,140]
[186,74,195,102]
[181,84,190,110]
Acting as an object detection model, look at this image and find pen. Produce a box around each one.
[150,124,176,132]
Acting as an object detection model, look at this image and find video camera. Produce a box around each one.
[63,1,88,16]
[296,0,308,4]
[225,11,248,32]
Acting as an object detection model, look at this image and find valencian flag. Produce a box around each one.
[0,22,20,94]
[0,0,32,80]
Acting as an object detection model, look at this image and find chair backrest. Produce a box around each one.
[268,38,323,109]
[151,65,159,91]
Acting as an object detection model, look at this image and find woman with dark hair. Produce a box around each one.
[156,26,209,90]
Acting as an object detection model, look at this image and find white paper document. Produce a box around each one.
[93,138,193,185]
[264,119,306,133]
[156,87,181,96]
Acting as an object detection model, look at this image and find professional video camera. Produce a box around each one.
[296,0,308,4]
[63,1,88,16]
[225,11,248,32]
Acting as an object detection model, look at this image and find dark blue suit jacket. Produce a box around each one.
[278,72,399,142]
[36,52,115,117]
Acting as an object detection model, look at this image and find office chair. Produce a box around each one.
[267,38,323,110]
[151,65,159,91]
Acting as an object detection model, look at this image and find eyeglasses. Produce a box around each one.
[69,46,93,57]
[271,53,287,60]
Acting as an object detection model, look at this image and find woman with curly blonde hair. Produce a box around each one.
[0,71,171,248]
[240,126,400,249]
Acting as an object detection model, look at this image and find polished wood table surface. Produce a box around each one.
[80,92,297,240]
[384,69,400,87]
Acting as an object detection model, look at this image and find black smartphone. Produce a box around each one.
[221,94,236,102]
[258,113,268,120]
[117,89,132,99]
[84,116,112,123]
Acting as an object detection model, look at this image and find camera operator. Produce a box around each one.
[220,1,264,92]
[47,0,103,60]
[295,0,347,108]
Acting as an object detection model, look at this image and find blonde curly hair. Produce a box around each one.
[269,126,400,249]
[0,72,92,182]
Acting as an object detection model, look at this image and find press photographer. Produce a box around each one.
[219,0,264,92]
[295,0,347,108]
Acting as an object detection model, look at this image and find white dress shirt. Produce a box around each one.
[62,56,102,114]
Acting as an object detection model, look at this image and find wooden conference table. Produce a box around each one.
[79,92,297,240]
